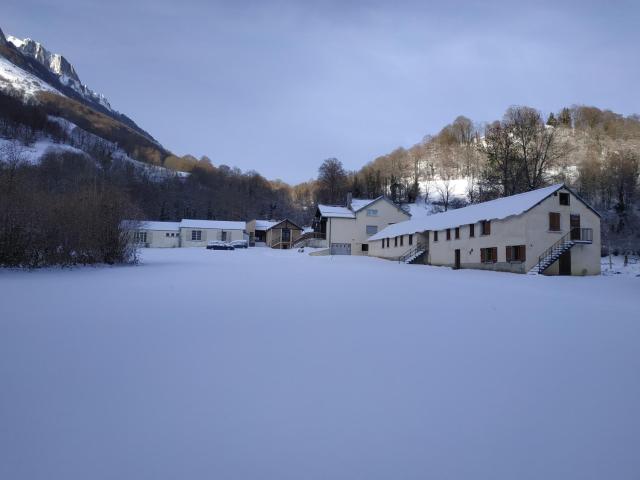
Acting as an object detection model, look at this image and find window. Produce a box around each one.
[480,247,498,263]
[366,209,379,217]
[166,233,170,237]
[366,225,378,236]
[386,238,390,248]
[481,220,491,235]
[469,224,475,238]
[400,235,404,247]
[506,245,526,263]
[434,231,438,242]
[191,230,202,241]
[394,237,398,247]
[446,229,451,240]
[549,212,560,231]
[282,228,291,242]
[134,231,147,243]
[559,192,570,206]
[361,244,369,252]
[408,234,413,246]
[455,227,460,239]
[382,239,385,249]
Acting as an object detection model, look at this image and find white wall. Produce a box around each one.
[327,198,410,255]
[146,230,180,248]
[428,188,600,275]
[180,228,244,247]
[370,188,601,275]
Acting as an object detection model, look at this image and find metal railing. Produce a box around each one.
[537,227,593,273]
[292,231,326,247]
[398,242,426,264]
[570,227,593,243]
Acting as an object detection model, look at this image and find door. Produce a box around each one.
[454,249,461,269]
[330,243,351,255]
[570,214,581,240]
[559,250,571,275]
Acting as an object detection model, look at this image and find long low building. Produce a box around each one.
[368,184,601,276]
[129,219,246,248]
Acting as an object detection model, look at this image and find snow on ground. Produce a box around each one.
[420,177,470,202]
[0,55,60,97]
[601,254,640,277]
[0,248,639,480]
[0,137,87,164]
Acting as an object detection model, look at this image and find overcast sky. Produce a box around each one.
[3,0,639,182]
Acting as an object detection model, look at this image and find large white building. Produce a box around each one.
[130,219,246,248]
[368,184,601,275]
[310,196,411,255]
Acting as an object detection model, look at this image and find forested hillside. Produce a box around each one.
[0,89,303,267]
[307,105,640,254]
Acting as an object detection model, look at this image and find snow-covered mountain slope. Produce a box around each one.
[6,35,112,111]
[0,25,158,146]
[0,55,60,96]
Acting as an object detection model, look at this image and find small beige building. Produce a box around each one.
[265,219,303,249]
[131,221,181,248]
[129,219,246,248]
[369,184,601,275]
[246,220,278,246]
[179,220,246,247]
[310,195,411,255]
[247,219,304,248]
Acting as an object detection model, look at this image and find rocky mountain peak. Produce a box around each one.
[5,32,112,111]
[0,27,6,46]
[7,36,80,82]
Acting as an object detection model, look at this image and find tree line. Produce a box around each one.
[309,105,639,253]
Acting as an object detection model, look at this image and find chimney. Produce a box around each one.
[346,192,353,208]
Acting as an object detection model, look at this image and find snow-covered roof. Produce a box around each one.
[140,221,181,231]
[369,184,565,240]
[350,197,380,212]
[180,219,246,230]
[317,205,355,218]
[254,220,279,231]
[317,196,409,219]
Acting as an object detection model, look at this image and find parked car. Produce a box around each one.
[230,240,248,249]
[206,241,235,250]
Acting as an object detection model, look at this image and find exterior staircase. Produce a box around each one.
[292,231,325,248]
[527,228,593,275]
[398,242,427,264]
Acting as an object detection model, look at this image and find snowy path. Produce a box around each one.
[1,248,639,480]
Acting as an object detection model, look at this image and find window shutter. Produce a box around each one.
[521,245,526,262]
[481,248,485,263]
[493,247,498,262]
[506,246,512,262]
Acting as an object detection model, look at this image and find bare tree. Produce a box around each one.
[435,177,454,211]
[317,158,348,204]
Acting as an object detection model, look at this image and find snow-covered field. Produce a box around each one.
[1,248,639,480]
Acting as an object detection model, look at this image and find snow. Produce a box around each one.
[317,204,355,218]
[371,183,565,240]
[421,177,470,201]
[139,221,181,231]
[601,255,640,277]
[0,55,60,97]
[350,197,379,212]
[0,137,87,164]
[0,248,638,479]
[318,198,386,218]
[179,219,246,230]
[254,219,279,230]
